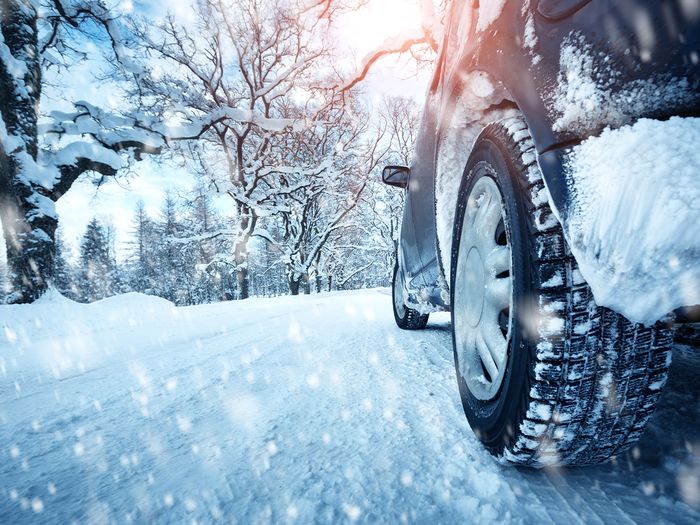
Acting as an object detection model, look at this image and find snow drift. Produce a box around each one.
[561,117,700,325]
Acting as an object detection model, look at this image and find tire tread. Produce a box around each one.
[485,117,674,466]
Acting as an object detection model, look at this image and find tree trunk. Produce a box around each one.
[302,273,311,295]
[313,253,322,293]
[236,266,249,300]
[289,277,300,296]
[0,2,52,303]
[0,192,57,303]
[234,238,250,300]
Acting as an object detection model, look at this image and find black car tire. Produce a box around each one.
[392,263,429,330]
[450,117,673,466]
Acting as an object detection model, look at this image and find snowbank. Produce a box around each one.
[0,290,180,378]
[0,288,389,379]
[562,117,700,325]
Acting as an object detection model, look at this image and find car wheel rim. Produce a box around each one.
[454,175,513,401]
[394,267,407,319]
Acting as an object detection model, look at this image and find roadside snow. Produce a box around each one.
[562,117,700,324]
[1,290,698,523]
[0,290,179,378]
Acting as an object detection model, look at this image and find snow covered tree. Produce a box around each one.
[361,96,419,280]
[121,191,239,306]
[280,96,419,293]
[126,0,359,299]
[0,0,439,304]
[152,192,188,303]
[0,0,170,303]
[179,181,235,303]
[269,95,389,295]
[0,0,285,304]
[125,200,158,295]
[53,226,76,298]
[77,217,118,302]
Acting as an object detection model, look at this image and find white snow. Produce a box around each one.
[0,116,24,158]
[552,35,698,133]
[476,0,508,32]
[562,117,700,325]
[0,28,29,98]
[523,14,537,50]
[522,11,542,65]
[54,141,125,171]
[1,290,699,522]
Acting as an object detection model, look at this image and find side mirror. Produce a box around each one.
[382,166,410,189]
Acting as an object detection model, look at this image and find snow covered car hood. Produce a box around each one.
[557,116,700,326]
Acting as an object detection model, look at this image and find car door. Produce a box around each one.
[403,43,448,290]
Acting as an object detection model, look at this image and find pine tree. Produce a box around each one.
[155,192,189,304]
[77,218,118,303]
[126,200,158,295]
[180,182,236,304]
[53,227,76,299]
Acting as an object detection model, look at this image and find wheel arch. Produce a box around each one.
[433,62,564,285]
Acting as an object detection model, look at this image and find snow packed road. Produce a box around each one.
[1,289,699,524]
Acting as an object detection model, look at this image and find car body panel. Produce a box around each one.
[394,0,700,314]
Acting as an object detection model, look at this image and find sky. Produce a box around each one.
[0,0,432,268]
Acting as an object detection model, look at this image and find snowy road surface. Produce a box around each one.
[1,290,699,524]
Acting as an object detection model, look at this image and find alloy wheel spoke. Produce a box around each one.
[485,246,510,276]
[476,331,499,381]
[475,189,502,236]
[462,329,477,379]
[482,321,507,363]
[486,277,511,310]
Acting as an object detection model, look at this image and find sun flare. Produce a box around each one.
[336,0,424,58]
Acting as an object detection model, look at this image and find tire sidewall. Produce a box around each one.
[392,262,410,327]
[450,134,534,455]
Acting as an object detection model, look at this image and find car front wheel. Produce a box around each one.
[450,117,673,466]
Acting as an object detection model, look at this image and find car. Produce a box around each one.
[383,0,700,467]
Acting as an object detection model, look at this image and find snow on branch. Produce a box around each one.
[254,58,308,99]
[45,0,144,75]
[38,97,311,199]
[168,106,303,136]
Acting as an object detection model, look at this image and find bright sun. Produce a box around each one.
[336,0,424,59]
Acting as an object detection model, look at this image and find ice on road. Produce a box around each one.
[1,290,699,523]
